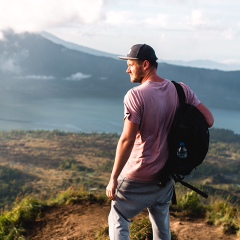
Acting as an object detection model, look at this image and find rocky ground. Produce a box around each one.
[26,203,238,240]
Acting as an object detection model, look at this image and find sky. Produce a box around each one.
[0,0,240,66]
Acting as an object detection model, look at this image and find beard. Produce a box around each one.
[130,68,145,83]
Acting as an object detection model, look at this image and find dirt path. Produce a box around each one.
[26,203,238,240]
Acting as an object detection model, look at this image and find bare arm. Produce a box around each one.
[106,118,139,200]
[197,103,214,128]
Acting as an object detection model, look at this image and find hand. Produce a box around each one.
[106,178,118,201]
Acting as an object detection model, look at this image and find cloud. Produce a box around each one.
[65,72,91,81]
[0,49,29,74]
[0,0,106,34]
[143,15,168,28]
[99,76,108,80]
[105,10,137,26]
[186,8,240,44]
[190,9,226,31]
[15,75,55,80]
[0,57,21,74]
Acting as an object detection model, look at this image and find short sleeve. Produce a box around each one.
[123,89,142,124]
[180,82,201,107]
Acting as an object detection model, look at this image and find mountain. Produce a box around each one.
[0,31,240,111]
[0,30,128,100]
[41,32,117,59]
[162,59,240,71]
[43,32,240,71]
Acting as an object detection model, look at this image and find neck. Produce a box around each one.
[141,70,164,84]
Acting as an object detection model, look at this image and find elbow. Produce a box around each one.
[120,135,135,147]
[208,112,215,128]
[206,114,214,128]
[208,118,214,128]
[197,103,214,128]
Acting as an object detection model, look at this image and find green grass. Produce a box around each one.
[171,191,240,236]
[0,188,239,239]
[95,217,179,240]
[0,196,43,239]
[0,187,108,240]
[206,196,240,235]
[0,129,239,239]
[172,191,206,218]
[49,186,107,206]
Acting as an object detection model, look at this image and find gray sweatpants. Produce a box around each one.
[108,178,174,240]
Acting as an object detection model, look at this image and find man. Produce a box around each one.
[106,44,214,240]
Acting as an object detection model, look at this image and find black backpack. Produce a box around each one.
[159,81,210,203]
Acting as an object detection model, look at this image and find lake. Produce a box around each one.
[0,98,239,134]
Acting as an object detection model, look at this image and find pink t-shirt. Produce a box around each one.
[120,79,200,181]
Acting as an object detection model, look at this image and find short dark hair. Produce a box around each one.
[137,59,158,69]
[150,61,158,69]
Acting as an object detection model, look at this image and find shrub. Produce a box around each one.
[0,196,44,239]
[98,160,113,172]
[49,186,107,206]
[130,217,152,240]
[206,197,240,235]
[96,217,179,240]
[0,187,108,239]
[59,159,94,172]
[176,191,206,217]
[95,225,109,240]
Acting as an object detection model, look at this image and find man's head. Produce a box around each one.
[118,44,158,83]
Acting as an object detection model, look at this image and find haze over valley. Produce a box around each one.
[0,31,240,133]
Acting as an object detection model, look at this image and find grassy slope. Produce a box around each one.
[0,129,239,239]
[0,128,239,209]
[0,130,118,208]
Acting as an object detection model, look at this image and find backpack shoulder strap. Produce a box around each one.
[171,174,208,199]
[171,81,186,106]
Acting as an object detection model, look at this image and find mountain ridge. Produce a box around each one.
[0,31,240,111]
[43,31,240,71]
[161,59,240,71]
[41,32,117,59]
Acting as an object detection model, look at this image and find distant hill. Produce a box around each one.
[0,31,240,111]
[41,32,117,59]
[162,59,240,71]
[43,32,240,71]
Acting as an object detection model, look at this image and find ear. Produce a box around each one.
[143,60,150,69]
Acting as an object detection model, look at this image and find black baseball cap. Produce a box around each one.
[118,44,158,62]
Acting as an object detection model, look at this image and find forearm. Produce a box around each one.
[197,103,214,128]
[106,119,138,200]
[110,135,135,180]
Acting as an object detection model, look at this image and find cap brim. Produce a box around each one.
[118,56,138,60]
